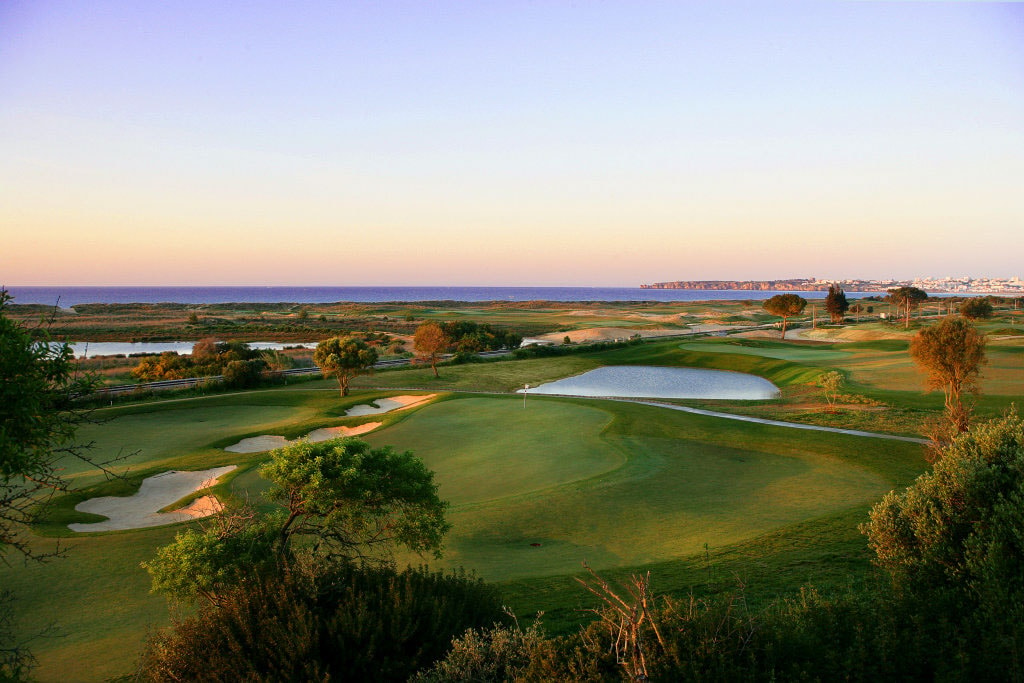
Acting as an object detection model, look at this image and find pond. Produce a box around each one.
[54,341,319,359]
[520,365,780,400]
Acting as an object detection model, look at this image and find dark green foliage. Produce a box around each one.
[146,439,449,604]
[138,563,504,682]
[824,284,849,323]
[863,411,1024,607]
[960,297,994,320]
[142,511,280,606]
[313,336,378,396]
[1,291,104,557]
[131,340,266,382]
[762,294,806,339]
[261,438,450,561]
[440,321,522,352]
[221,358,267,388]
[512,338,638,360]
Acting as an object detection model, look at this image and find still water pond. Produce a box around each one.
[62,341,318,359]
[522,366,780,400]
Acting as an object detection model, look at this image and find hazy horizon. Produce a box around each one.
[3,1,1022,286]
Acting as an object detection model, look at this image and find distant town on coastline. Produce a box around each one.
[641,277,1024,294]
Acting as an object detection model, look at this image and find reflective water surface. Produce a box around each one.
[522,365,780,400]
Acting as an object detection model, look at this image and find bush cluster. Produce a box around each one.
[139,563,504,682]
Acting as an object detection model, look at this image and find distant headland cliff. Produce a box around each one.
[640,277,1024,294]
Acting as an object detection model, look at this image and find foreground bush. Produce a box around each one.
[139,563,504,682]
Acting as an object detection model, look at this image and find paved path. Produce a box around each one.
[628,400,928,444]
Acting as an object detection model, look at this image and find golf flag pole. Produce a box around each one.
[524,383,529,408]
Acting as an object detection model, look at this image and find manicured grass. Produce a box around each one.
[365,396,909,582]
[12,318,1021,679]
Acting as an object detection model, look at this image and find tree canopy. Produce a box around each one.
[414,322,450,377]
[886,286,928,328]
[959,297,994,320]
[145,438,449,605]
[863,411,1024,612]
[0,291,111,560]
[824,284,849,323]
[313,336,378,396]
[910,317,986,433]
[762,294,806,340]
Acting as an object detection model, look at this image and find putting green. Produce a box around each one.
[364,396,890,580]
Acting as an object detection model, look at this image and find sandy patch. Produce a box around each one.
[536,326,737,344]
[225,435,292,453]
[224,422,385,454]
[306,422,382,442]
[69,465,236,532]
[344,394,436,416]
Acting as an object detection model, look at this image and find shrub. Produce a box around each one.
[138,563,504,682]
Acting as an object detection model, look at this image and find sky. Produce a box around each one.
[1,1,1023,287]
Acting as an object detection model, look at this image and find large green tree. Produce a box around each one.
[910,317,986,433]
[959,297,994,320]
[824,284,849,323]
[146,438,449,604]
[762,294,807,340]
[886,286,928,328]
[313,336,378,396]
[862,411,1024,613]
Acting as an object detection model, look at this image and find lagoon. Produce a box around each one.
[522,365,780,400]
[62,341,318,359]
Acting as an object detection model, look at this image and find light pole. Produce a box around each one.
[523,383,529,409]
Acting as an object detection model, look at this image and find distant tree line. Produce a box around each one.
[130,339,269,388]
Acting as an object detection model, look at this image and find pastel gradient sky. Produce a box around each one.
[2,1,1023,286]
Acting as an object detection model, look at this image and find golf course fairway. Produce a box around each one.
[3,385,924,680]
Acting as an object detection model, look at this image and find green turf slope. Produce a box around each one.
[366,395,895,580]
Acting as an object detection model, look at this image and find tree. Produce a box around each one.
[0,291,112,560]
[142,506,279,606]
[824,284,849,324]
[909,317,986,433]
[960,297,994,320]
[413,323,449,377]
[817,371,844,411]
[145,438,449,605]
[313,336,378,396]
[1,291,119,676]
[886,286,928,329]
[762,294,807,340]
[862,411,1024,614]
[261,438,449,562]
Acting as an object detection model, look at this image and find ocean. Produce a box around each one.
[4,286,876,306]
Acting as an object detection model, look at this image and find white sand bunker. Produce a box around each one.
[69,465,237,532]
[344,394,436,416]
[224,422,382,454]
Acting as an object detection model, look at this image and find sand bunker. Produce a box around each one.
[344,394,436,416]
[69,465,237,532]
[223,395,435,454]
[224,422,383,454]
[535,326,737,345]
